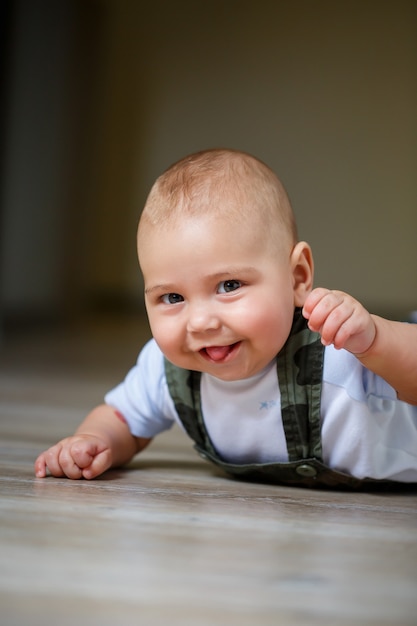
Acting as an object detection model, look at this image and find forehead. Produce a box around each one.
[137,212,290,288]
[138,199,292,268]
[138,210,265,253]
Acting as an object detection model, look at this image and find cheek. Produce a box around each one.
[147,312,180,356]
[248,311,286,344]
[241,293,294,347]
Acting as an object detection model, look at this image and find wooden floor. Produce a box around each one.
[1,314,416,626]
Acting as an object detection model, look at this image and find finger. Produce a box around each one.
[331,307,375,354]
[306,291,348,334]
[82,449,112,480]
[69,440,112,480]
[320,310,355,348]
[42,444,66,478]
[318,302,355,345]
[57,445,83,479]
[70,442,96,469]
[34,453,47,478]
[302,288,330,319]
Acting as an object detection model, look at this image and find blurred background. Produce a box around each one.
[1,0,416,336]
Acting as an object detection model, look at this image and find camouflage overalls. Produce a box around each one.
[165,309,400,489]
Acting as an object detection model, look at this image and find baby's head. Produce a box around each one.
[137,149,313,380]
[138,148,298,259]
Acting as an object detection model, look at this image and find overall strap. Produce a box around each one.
[277,308,324,461]
[164,361,215,455]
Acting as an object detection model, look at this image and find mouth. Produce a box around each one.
[199,342,241,363]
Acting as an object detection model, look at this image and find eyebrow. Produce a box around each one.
[145,283,177,295]
[144,266,260,295]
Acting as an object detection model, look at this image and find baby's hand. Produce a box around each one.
[302,288,376,355]
[34,434,112,480]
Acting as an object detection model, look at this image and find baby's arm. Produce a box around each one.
[303,288,417,405]
[34,404,151,479]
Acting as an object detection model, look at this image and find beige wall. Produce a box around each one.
[1,0,416,323]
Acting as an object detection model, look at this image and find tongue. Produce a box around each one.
[205,345,231,361]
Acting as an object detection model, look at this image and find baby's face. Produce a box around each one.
[139,214,299,381]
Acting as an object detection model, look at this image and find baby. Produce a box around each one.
[35,149,417,488]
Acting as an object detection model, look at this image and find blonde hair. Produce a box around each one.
[138,148,298,250]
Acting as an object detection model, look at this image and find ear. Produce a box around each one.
[290,241,314,307]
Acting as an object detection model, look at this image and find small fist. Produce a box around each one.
[34,434,112,480]
[303,288,376,355]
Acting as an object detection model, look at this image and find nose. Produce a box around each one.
[186,301,221,333]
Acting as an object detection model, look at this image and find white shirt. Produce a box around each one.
[105,338,417,482]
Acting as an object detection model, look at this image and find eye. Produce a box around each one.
[217,279,242,294]
[161,293,184,305]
